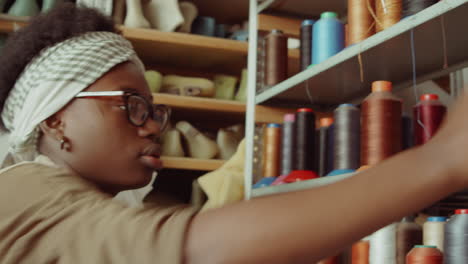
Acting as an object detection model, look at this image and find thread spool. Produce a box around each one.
[281,114,296,176]
[370,223,397,264]
[326,123,335,175]
[348,0,375,45]
[403,0,438,17]
[402,115,413,150]
[361,81,402,166]
[397,216,423,264]
[423,216,447,252]
[333,104,360,171]
[406,245,443,264]
[295,108,316,172]
[318,117,334,176]
[376,0,402,32]
[191,16,216,36]
[262,123,282,178]
[413,94,446,146]
[444,209,468,263]
[300,19,314,71]
[352,240,370,264]
[312,12,345,65]
[264,29,288,86]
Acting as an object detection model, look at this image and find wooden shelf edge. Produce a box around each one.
[161,156,225,171]
[119,26,248,54]
[153,93,246,113]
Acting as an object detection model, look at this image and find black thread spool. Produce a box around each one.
[402,115,413,151]
[317,117,334,176]
[333,104,360,171]
[300,20,314,71]
[281,114,296,176]
[403,0,438,17]
[295,108,316,171]
[444,209,468,263]
[264,29,288,87]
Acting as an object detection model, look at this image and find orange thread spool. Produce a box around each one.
[376,0,402,32]
[352,240,370,264]
[262,123,282,177]
[317,255,339,264]
[406,245,443,264]
[348,0,375,45]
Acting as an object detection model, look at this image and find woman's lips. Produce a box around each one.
[139,155,163,170]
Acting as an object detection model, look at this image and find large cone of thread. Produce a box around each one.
[348,0,375,45]
[312,12,345,65]
[444,209,468,263]
[413,94,446,146]
[332,104,360,173]
[406,245,442,264]
[361,81,402,166]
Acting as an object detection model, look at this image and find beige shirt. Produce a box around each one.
[0,160,197,264]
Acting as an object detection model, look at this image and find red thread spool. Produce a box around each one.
[351,240,370,264]
[413,94,446,146]
[406,245,443,264]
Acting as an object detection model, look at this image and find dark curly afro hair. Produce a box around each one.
[0,2,117,130]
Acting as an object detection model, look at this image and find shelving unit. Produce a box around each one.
[244,0,468,199]
[256,0,468,108]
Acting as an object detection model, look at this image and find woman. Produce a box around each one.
[0,3,467,264]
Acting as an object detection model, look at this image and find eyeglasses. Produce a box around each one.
[75,91,171,132]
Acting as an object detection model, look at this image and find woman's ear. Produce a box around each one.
[39,114,64,140]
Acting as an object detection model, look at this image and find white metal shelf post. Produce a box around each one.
[244,0,259,200]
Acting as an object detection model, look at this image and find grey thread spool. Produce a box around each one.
[281,114,295,176]
[300,19,314,71]
[444,209,468,263]
[333,104,360,170]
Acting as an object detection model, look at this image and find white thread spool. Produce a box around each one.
[423,216,447,252]
[370,223,397,264]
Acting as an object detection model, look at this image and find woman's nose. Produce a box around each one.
[138,118,161,141]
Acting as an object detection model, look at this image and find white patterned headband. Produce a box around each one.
[0,31,144,168]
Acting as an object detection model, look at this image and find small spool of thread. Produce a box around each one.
[397,216,423,264]
[444,209,468,263]
[262,123,282,177]
[413,94,446,146]
[402,115,413,150]
[300,19,314,71]
[312,12,345,65]
[191,16,216,36]
[423,216,447,252]
[403,0,438,17]
[333,104,360,171]
[406,245,443,264]
[361,81,402,166]
[295,108,316,171]
[264,29,288,86]
[318,117,334,176]
[352,240,370,264]
[348,0,375,45]
[376,0,402,32]
[281,114,296,176]
[370,223,397,264]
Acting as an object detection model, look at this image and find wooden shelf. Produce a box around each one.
[161,156,224,171]
[258,0,347,18]
[154,93,295,124]
[120,26,247,75]
[256,0,468,108]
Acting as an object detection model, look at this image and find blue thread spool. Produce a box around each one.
[312,12,345,65]
[215,24,227,38]
[192,16,216,36]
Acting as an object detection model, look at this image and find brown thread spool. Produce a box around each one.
[376,0,402,32]
[397,217,423,264]
[406,245,443,264]
[352,240,370,264]
[264,29,288,87]
[348,0,375,45]
[361,81,402,166]
[262,123,282,177]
